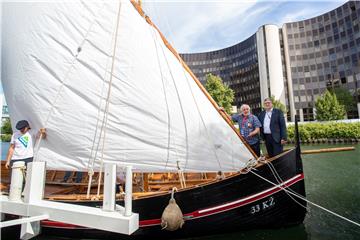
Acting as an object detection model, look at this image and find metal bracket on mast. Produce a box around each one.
[0,162,139,239]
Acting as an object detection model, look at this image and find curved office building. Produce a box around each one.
[181,1,360,121]
[181,35,262,113]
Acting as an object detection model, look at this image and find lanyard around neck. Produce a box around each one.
[266,111,272,120]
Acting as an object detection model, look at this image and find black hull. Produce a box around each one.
[37,147,306,239]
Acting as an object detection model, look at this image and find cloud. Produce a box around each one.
[143,0,346,53]
[281,9,315,24]
[168,1,285,52]
[278,1,347,25]
[143,1,260,52]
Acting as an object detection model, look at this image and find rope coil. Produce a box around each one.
[240,158,258,174]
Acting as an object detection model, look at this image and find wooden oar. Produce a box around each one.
[301,147,355,154]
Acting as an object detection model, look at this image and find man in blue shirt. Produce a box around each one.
[231,104,262,157]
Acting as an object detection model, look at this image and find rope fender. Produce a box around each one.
[161,187,185,231]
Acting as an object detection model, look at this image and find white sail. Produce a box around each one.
[1,0,254,172]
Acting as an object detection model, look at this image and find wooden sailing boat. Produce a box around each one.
[1,0,306,238]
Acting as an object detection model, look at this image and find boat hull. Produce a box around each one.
[40,148,306,239]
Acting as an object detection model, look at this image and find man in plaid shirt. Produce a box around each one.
[230,104,262,157]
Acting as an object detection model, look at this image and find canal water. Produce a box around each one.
[1,142,359,240]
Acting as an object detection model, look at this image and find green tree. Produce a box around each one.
[315,90,346,121]
[205,73,234,114]
[1,118,12,134]
[330,87,356,114]
[1,118,13,142]
[268,95,287,113]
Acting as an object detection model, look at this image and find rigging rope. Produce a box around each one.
[86,0,123,198]
[33,131,44,161]
[86,36,115,175]
[259,158,307,208]
[86,24,116,198]
[176,161,186,188]
[250,168,360,228]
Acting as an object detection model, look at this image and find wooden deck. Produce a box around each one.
[0,161,225,201]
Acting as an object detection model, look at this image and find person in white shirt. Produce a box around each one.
[5,120,46,169]
[258,98,287,157]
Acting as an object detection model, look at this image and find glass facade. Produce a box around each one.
[285,1,360,120]
[180,35,262,115]
[180,1,360,121]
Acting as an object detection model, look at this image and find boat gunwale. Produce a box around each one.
[43,148,295,201]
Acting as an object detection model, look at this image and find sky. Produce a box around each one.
[0,0,347,98]
[142,0,346,53]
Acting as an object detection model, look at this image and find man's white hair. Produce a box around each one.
[240,104,251,112]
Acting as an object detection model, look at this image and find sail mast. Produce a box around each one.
[130,0,256,158]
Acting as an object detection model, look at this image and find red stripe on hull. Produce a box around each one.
[186,173,303,219]
[41,173,304,229]
[41,220,87,229]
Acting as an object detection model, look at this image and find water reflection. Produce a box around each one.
[182,224,307,240]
